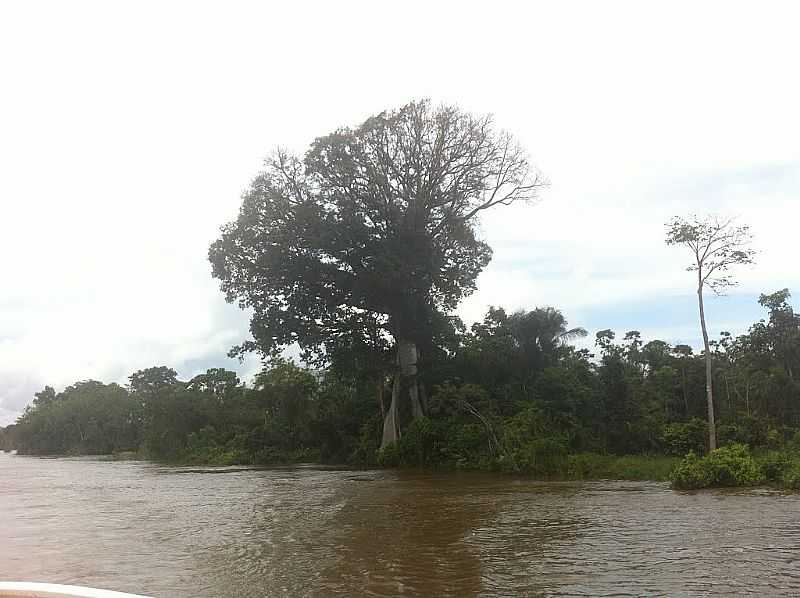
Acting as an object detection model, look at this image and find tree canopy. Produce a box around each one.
[210,99,545,447]
[211,100,543,354]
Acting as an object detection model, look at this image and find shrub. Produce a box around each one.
[670,451,713,489]
[377,442,400,468]
[766,428,783,449]
[759,451,792,482]
[671,444,764,489]
[510,436,568,476]
[353,415,382,466]
[501,406,568,476]
[438,421,493,469]
[397,416,440,467]
[782,463,800,489]
[706,443,764,486]
[718,416,771,448]
[662,419,707,456]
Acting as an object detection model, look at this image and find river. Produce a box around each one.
[1,453,799,596]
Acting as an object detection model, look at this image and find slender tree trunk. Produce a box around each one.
[681,365,689,416]
[377,377,386,420]
[381,372,401,449]
[697,278,716,451]
[398,339,424,420]
[419,381,429,413]
[724,374,733,417]
[746,380,751,417]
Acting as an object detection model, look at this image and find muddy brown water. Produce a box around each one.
[1,452,799,596]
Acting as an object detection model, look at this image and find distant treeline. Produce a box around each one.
[2,290,799,476]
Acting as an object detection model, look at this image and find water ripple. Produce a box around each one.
[2,455,800,596]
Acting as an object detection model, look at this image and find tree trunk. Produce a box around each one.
[377,377,386,420]
[746,380,751,417]
[379,339,424,451]
[681,365,689,416]
[381,373,401,449]
[398,339,424,420]
[419,381,429,413]
[697,279,716,451]
[724,374,733,417]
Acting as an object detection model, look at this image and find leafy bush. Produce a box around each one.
[717,423,747,447]
[670,451,714,489]
[662,419,707,456]
[766,428,783,449]
[500,406,568,475]
[781,463,800,489]
[376,442,400,467]
[438,422,493,470]
[718,416,772,449]
[758,451,792,482]
[353,416,382,467]
[671,444,764,489]
[397,416,440,467]
[509,436,568,476]
[706,444,764,486]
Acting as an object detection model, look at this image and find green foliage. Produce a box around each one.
[662,419,707,456]
[670,451,714,489]
[439,422,494,470]
[671,444,764,489]
[209,101,540,366]
[7,286,800,490]
[501,406,568,476]
[566,454,679,481]
[706,444,764,486]
[354,416,383,467]
[14,381,142,455]
[781,463,800,489]
[396,416,439,467]
[376,442,400,468]
[758,451,792,482]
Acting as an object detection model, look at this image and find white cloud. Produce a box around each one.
[1,0,799,423]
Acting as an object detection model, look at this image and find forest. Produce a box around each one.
[3,101,799,490]
[3,289,799,489]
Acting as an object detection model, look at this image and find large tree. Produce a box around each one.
[210,100,544,448]
[757,289,799,381]
[666,215,755,451]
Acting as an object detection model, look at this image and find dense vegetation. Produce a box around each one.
[2,102,797,489]
[3,290,798,487]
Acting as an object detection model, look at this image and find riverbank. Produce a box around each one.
[10,447,680,482]
[15,445,800,490]
[562,454,680,481]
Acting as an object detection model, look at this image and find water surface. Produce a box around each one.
[1,453,799,596]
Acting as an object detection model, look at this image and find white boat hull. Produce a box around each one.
[0,583,150,598]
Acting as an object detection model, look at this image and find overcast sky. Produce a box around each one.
[1,1,799,425]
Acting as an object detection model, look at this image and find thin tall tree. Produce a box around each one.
[666,215,755,451]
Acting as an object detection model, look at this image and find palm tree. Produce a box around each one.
[508,307,587,372]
